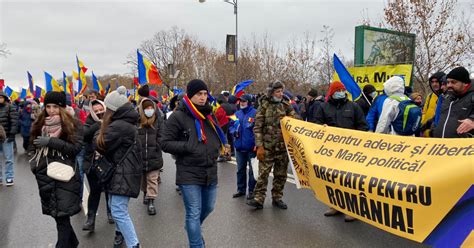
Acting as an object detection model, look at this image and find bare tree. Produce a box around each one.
[318,25,335,85]
[383,0,473,94]
[286,32,320,86]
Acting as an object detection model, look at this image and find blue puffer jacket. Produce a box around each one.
[231,106,257,152]
[19,109,33,137]
[366,94,388,131]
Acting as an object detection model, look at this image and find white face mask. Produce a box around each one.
[333,91,346,100]
[370,92,377,98]
[272,96,282,102]
[144,109,155,118]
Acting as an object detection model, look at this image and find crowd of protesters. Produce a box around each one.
[0,65,471,248]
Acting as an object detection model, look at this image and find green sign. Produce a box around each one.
[354,26,416,67]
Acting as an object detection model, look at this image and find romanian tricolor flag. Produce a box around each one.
[76,56,88,95]
[92,72,105,95]
[20,88,27,99]
[44,71,64,92]
[208,92,220,112]
[333,54,362,101]
[231,80,254,98]
[137,49,163,85]
[35,85,46,99]
[27,71,35,96]
[63,72,74,97]
[72,70,79,81]
[105,83,112,96]
[5,86,19,102]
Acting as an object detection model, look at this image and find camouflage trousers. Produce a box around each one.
[253,149,289,204]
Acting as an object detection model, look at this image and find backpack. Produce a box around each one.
[389,96,422,136]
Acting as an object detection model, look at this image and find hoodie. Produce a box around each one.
[422,72,446,129]
[375,76,409,135]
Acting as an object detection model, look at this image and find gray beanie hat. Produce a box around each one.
[104,86,128,112]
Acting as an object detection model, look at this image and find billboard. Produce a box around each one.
[355,26,416,66]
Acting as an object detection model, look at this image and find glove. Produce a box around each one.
[256,146,265,161]
[33,136,50,147]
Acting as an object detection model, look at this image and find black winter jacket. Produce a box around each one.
[314,97,368,131]
[138,112,164,172]
[161,102,222,186]
[100,103,142,198]
[433,83,474,138]
[83,115,101,173]
[355,95,374,117]
[305,98,323,122]
[31,121,84,218]
[0,94,19,140]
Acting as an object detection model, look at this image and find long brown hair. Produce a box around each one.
[96,109,114,152]
[139,113,156,128]
[30,107,77,145]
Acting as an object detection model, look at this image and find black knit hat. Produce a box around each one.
[363,84,376,95]
[138,84,150,97]
[447,67,470,84]
[44,91,67,108]
[186,79,208,98]
[308,88,318,97]
[239,94,252,102]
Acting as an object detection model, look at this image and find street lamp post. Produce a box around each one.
[200,0,238,87]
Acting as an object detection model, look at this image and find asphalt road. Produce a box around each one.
[0,136,426,248]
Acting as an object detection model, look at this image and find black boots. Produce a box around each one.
[272,200,288,209]
[107,211,115,224]
[246,199,263,209]
[148,199,156,215]
[113,231,124,248]
[82,212,96,232]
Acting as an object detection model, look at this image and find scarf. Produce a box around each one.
[30,115,64,167]
[42,115,62,138]
[182,95,227,149]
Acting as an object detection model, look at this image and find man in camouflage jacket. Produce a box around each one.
[247,81,296,209]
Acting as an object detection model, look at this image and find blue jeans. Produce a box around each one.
[179,183,217,248]
[109,194,139,247]
[75,147,85,198]
[236,151,256,194]
[0,141,15,181]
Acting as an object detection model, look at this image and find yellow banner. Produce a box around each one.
[281,117,473,243]
[333,64,412,92]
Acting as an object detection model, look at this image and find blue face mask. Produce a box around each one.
[144,109,155,118]
[333,91,346,100]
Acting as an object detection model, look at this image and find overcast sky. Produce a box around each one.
[0,0,468,90]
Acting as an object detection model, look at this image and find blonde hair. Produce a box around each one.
[410,92,423,101]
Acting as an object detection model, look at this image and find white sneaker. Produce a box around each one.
[5,178,14,186]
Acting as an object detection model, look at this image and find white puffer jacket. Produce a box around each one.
[375,76,409,135]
